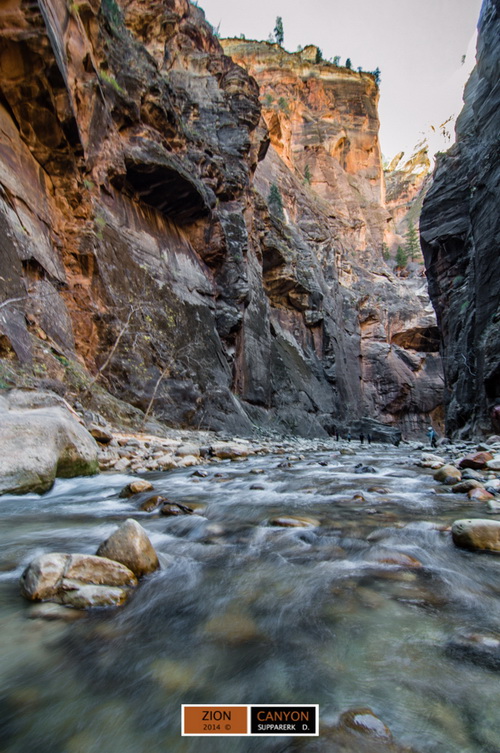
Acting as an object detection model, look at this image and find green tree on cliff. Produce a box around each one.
[274,17,284,46]
[268,183,285,220]
[404,221,421,261]
[345,58,352,69]
[372,67,381,85]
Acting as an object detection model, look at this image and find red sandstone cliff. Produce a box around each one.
[221,39,443,435]
[0,1,441,437]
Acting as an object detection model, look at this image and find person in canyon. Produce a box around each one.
[427,426,438,448]
[492,404,500,434]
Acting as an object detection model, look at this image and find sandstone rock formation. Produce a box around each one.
[222,39,443,436]
[0,0,442,438]
[420,0,500,437]
[384,147,431,246]
[0,389,98,495]
[96,518,159,576]
[20,552,138,607]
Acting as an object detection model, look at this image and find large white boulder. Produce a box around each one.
[0,390,99,495]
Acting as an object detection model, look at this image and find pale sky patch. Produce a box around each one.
[197,0,483,161]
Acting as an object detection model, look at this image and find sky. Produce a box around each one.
[197,0,484,161]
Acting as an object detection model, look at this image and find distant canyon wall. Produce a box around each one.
[222,39,443,436]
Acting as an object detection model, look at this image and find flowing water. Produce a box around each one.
[1,443,500,753]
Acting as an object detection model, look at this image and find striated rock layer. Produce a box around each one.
[221,40,443,436]
[0,0,442,437]
[420,0,500,437]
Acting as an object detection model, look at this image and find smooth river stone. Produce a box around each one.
[97,518,160,577]
[433,465,461,483]
[459,452,493,470]
[119,479,154,497]
[468,488,495,502]
[451,519,500,552]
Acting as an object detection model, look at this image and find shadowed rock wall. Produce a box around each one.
[420,0,500,437]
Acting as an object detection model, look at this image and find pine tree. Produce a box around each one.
[345,58,352,69]
[304,164,312,185]
[274,17,284,46]
[396,245,408,268]
[268,183,285,220]
[404,221,421,261]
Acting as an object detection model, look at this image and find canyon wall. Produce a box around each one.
[0,0,442,437]
[420,0,500,437]
[222,40,443,437]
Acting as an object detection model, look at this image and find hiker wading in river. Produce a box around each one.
[427,426,438,448]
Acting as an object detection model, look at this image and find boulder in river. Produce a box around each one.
[467,487,495,502]
[451,519,500,552]
[0,390,99,495]
[459,452,493,470]
[418,453,446,469]
[119,479,154,497]
[139,495,166,512]
[433,464,461,484]
[210,442,252,459]
[20,552,137,607]
[96,519,160,576]
[451,479,483,494]
[160,502,194,516]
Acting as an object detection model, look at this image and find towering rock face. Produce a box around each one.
[0,1,442,437]
[222,40,443,436]
[420,0,500,437]
[0,0,267,434]
[221,41,388,259]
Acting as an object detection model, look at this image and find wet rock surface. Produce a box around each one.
[420,0,500,437]
[20,552,137,606]
[451,519,500,552]
[96,518,160,576]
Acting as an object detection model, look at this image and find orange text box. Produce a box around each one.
[183,706,248,735]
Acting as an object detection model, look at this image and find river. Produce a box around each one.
[1,442,499,753]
